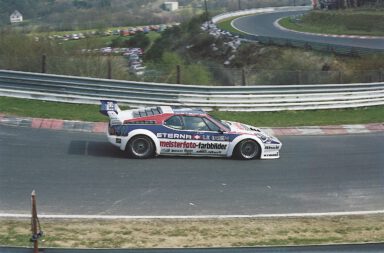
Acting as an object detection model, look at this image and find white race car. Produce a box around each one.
[100,101,282,160]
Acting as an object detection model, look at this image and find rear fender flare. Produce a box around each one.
[121,129,161,155]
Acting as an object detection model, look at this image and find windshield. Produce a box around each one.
[207,114,231,131]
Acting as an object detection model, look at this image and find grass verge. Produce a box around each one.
[210,106,384,127]
[279,10,384,36]
[0,97,106,122]
[1,215,384,248]
[216,17,247,35]
[1,97,383,127]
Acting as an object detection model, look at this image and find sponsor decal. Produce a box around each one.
[160,141,197,148]
[193,135,211,140]
[158,133,229,142]
[264,153,279,157]
[211,135,229,141]
[116,138,121,144]
[265,145,280,150]
[193,135,201,140]
[185,149,193,154]
[196,150,223,155]
[157,133,192,140]
[202,135,211,140]
[160,141,227,150]
[198,143,227,150]
[108,111,122,125]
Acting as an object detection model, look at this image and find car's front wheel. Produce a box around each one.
[234,139,261,160]
[127,135,155,159]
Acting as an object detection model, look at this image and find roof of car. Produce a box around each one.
[171,107,206,115]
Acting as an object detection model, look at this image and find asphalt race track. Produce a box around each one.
[232,10,384,50]
[0,125,383,216]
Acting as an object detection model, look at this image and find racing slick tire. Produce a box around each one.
[127,135,155,159]
[234,139,261,160]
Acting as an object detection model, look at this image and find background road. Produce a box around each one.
[232,10,384,50]
[0,125,383,216]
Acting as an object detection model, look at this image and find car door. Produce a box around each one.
[181,116,230,156]
[159,115,191,155]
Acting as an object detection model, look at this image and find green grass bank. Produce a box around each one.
[0,97,383,127]
[279,9,384,36]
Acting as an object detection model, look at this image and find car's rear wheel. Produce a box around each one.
[234,139,261,160]
[127,135,155,159]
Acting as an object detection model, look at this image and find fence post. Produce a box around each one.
[176,65,181,84]
[41,54,46,73]
[339,71,343,84]
[297,70,302,84]
[241,68,247,86]
[31,190,43,253]
[204,0,209,24]
[107,55,112,79]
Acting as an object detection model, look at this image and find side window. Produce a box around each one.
[183,116,210,131]
[164,116,183,130]
[203,117,221,132]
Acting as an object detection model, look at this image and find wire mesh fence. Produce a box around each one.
[1,55,383,86]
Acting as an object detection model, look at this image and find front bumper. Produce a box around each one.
[261,137,282,159]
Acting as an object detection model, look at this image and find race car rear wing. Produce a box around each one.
[100,100,121,116]
[100,101,174,126]
[100,100,123,125]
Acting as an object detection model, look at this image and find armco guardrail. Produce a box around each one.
[240,33,383,56]
[0,70,384,111]
[211,6,312,23]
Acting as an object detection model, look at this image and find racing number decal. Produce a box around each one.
[106,101,115,111]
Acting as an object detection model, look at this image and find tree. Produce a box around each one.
[127,32,150,49]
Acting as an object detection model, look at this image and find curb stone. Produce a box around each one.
[0,116,107,133]
[0,115,383,136]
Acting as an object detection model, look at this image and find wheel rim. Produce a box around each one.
[240,140,258,159]
[131,137,151,157]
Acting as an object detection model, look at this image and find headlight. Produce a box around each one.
[108,126,116,135]
[255,133,268,142]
